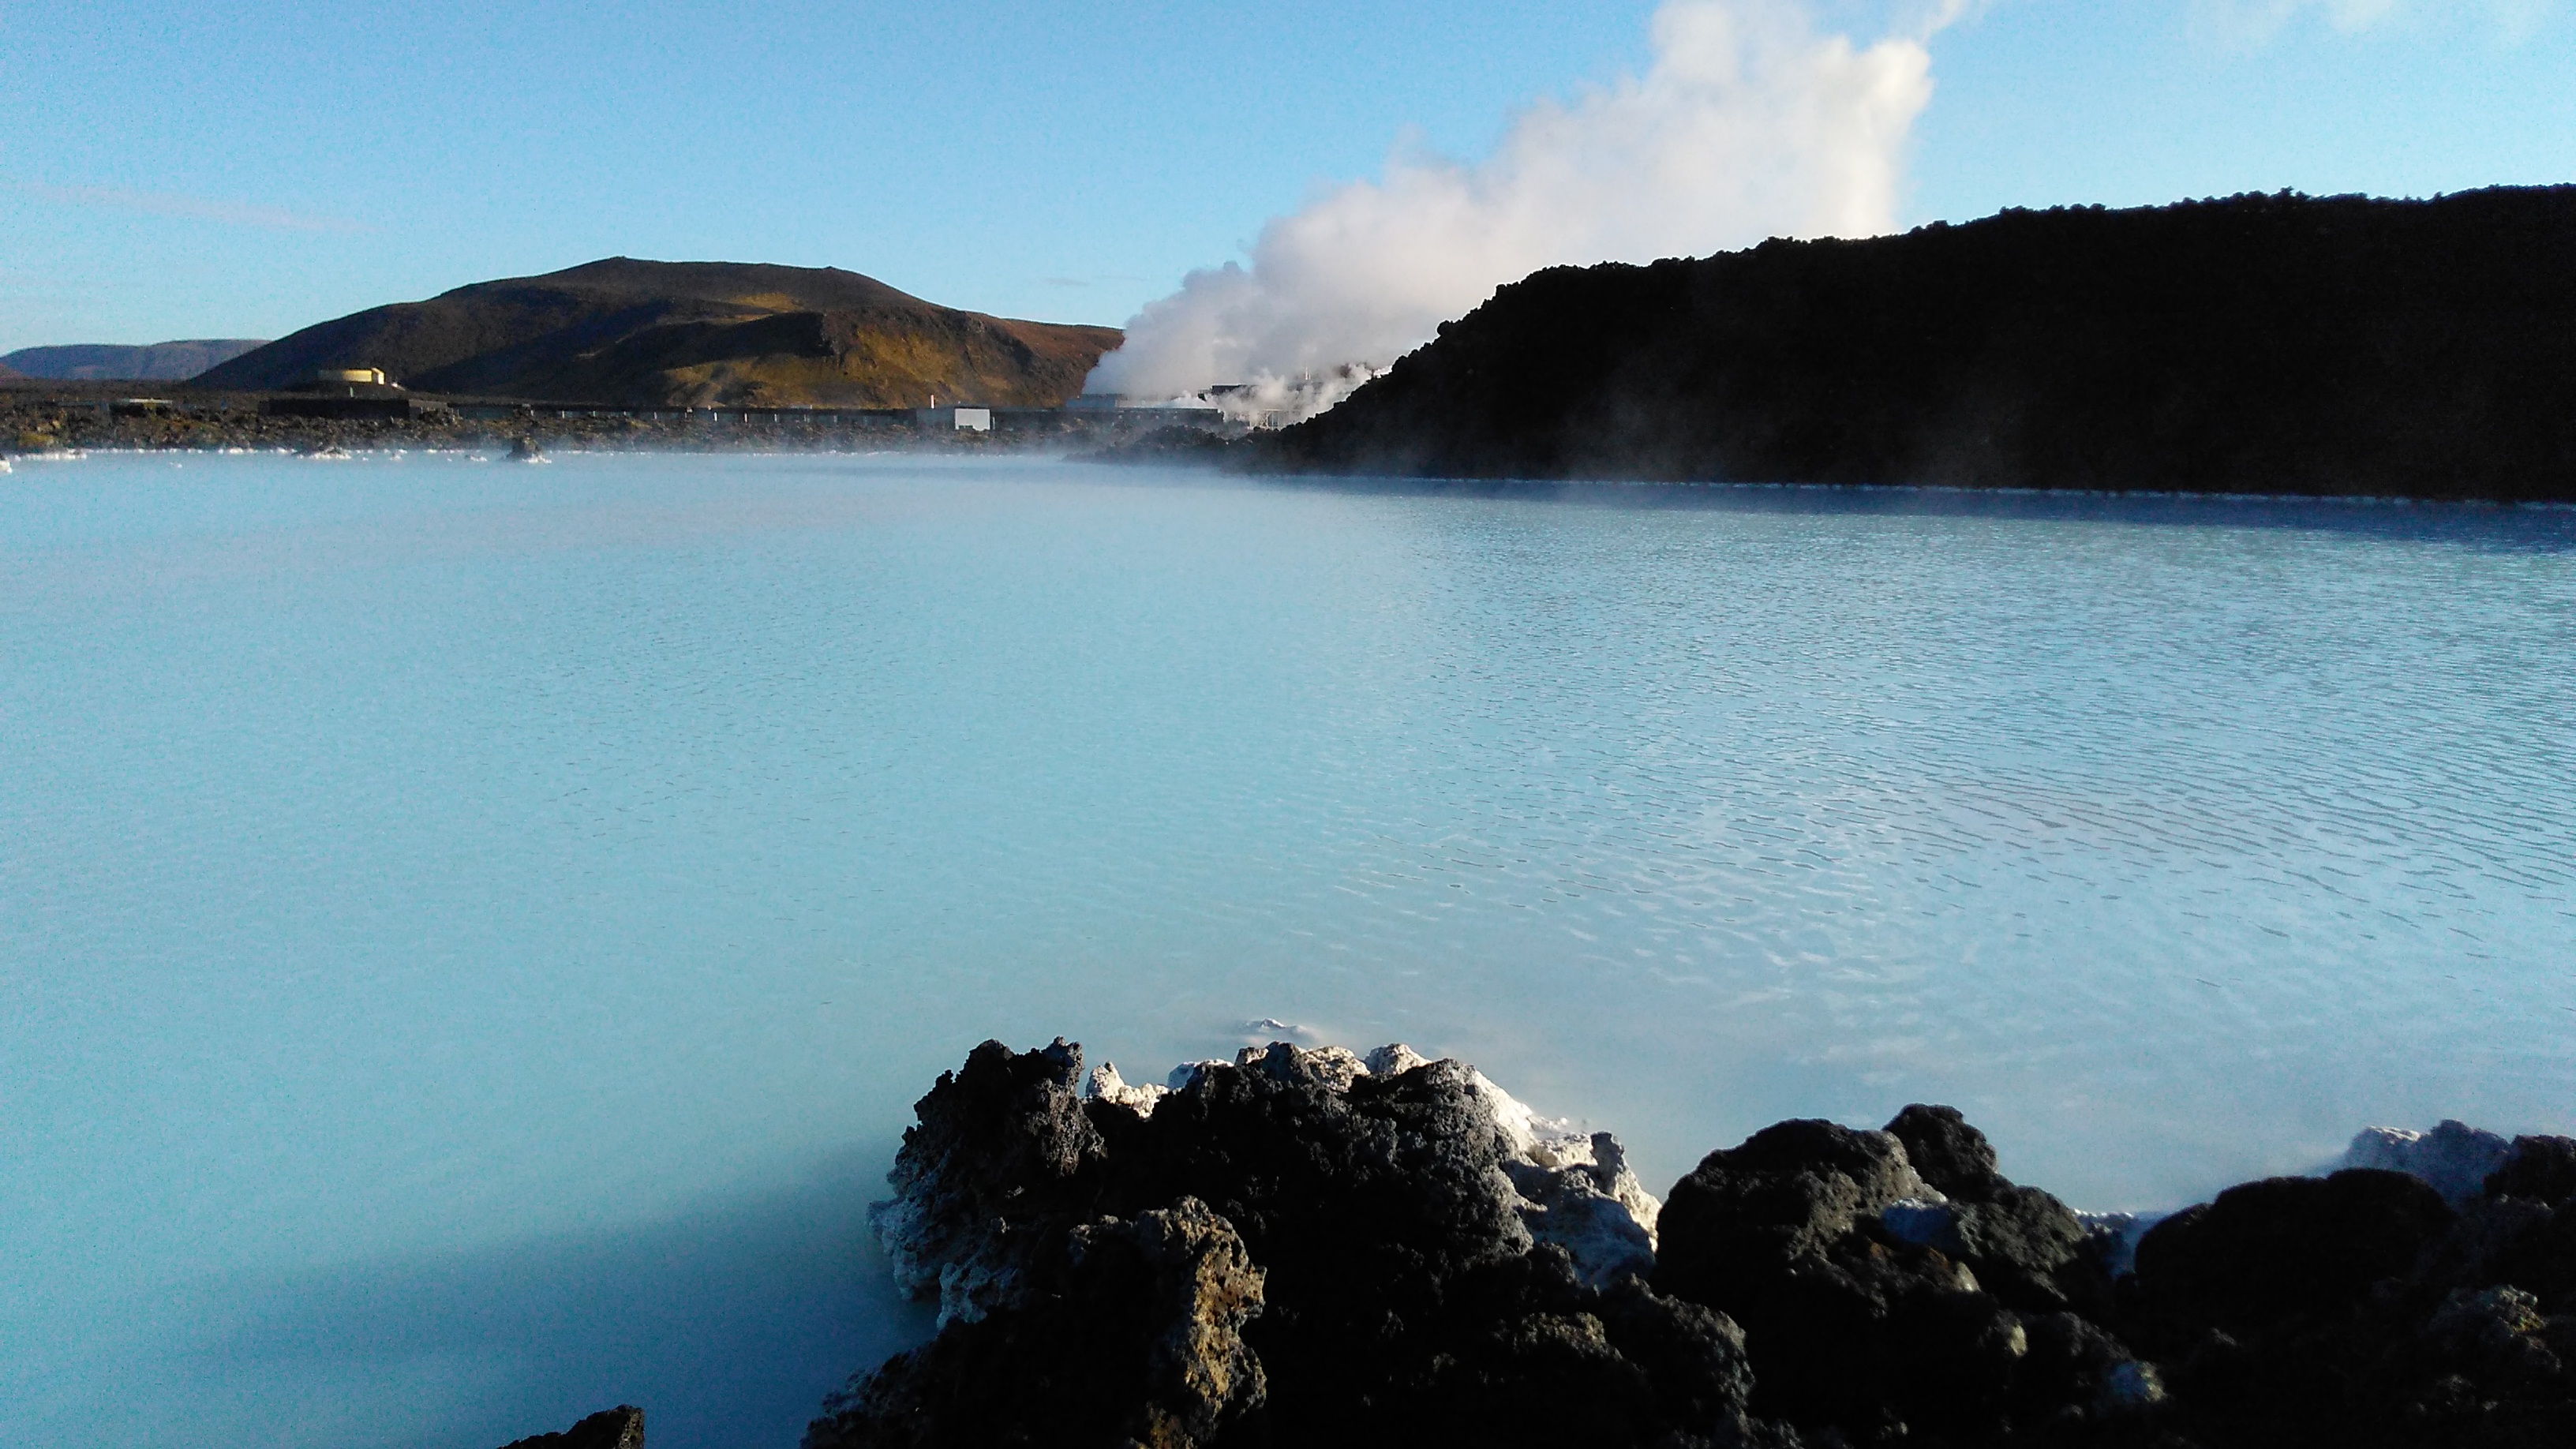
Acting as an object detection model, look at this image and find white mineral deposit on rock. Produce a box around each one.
[1085,1061,1170,1114]
[1363,1043,1430,1076]
[1092,1035,1666,1286]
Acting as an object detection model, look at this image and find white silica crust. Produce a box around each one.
[867,1174,1026,1329]
[1082,1039,1666,1287]
[1242,1043,1367,1090]
[1086,1061,1170,1114]
[1165,1059,1234,1091]
[1364,1043,1430,1076]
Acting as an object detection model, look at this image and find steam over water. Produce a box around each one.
[6,452,2573,1447]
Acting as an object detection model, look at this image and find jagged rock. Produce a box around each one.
[2346,1121,2517,1206]
[2072,1210,2160,1278]
[1234,1039,1367,1091]
[811,1198,1264,1449]
[2417,1194,2555,1303]
[2130,1169,2455,1338]
[1885,1103,2005,1200]
[1103,1046,1539,1432]
[1391,1245,1765,1443]
[2488,1136,2576,1208]
[1452,1058,1664,1284]
[2012,1310,2162,1424]
[2427,1286,2564,1384]
[1085,1060,1170,1115]
[1506,1131,1661,1288]
[1069,1199,1270,1444]
[2095,1357,2167,1413]
[829,1039,1779,1447]
[837,1047,2576,1447]
[2468,1196,2576,1318]
[867,1038,1107,1326]
[1164,1058,1233,1091]
[1657,1118,1933,1279]
[1882,1105,2110,1316]
[1653,1117,2029,1436]
[1364,1042,1431,1076]
[2110,1158,2576,1447]
[498,1406,643,1449]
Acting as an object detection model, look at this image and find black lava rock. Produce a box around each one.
[1653,1113,2131,1442]
[867,1038,1110,1327]
[809,1045,2576,1449]
[2129,1170,2454,1339]
[497,1406,644,1449]
[1263,187,2576,502]
[809,1196,1267,1449]
[1884,1104,2114,1318]
[821,1040,1771,1448]
[2488,1136,2576,1209]
[2114,1164,2576,1447]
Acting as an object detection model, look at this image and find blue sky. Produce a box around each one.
[2,0,2570,352]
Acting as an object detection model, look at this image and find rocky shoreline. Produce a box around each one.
[0,386,1189,459]
[768,1037,2570,1449]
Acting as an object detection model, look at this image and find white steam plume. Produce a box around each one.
[1087,0,1948,408]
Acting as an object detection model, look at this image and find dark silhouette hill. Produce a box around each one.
[2,339,268,382]
[197,259,1121,407]
[1267,187,2576,501]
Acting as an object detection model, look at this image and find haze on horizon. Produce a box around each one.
[3,0,2572,367]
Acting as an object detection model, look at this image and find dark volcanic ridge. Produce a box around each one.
[1249,186,2576,503]
[196,259,1122,409]
[0,339,268,382]
[721,1035,2576,1449]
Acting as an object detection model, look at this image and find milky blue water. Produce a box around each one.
[5,451,2574,1448]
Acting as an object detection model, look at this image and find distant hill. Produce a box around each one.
[197,259,1121,407]
[2,339,268,382]
[1269,186,2576,502]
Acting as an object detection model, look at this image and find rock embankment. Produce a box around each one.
[810,1037,2576,1448]
[0,389,1106,456]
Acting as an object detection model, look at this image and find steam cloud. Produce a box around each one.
[1087,0,1949,414]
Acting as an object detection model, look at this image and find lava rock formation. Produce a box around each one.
[806,1038,2576,1448]
[1261,186,2576,502]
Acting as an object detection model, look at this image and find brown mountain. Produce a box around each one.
[196,259,1121,407]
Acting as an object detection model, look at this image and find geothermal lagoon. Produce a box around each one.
[5,451,2573,1447]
